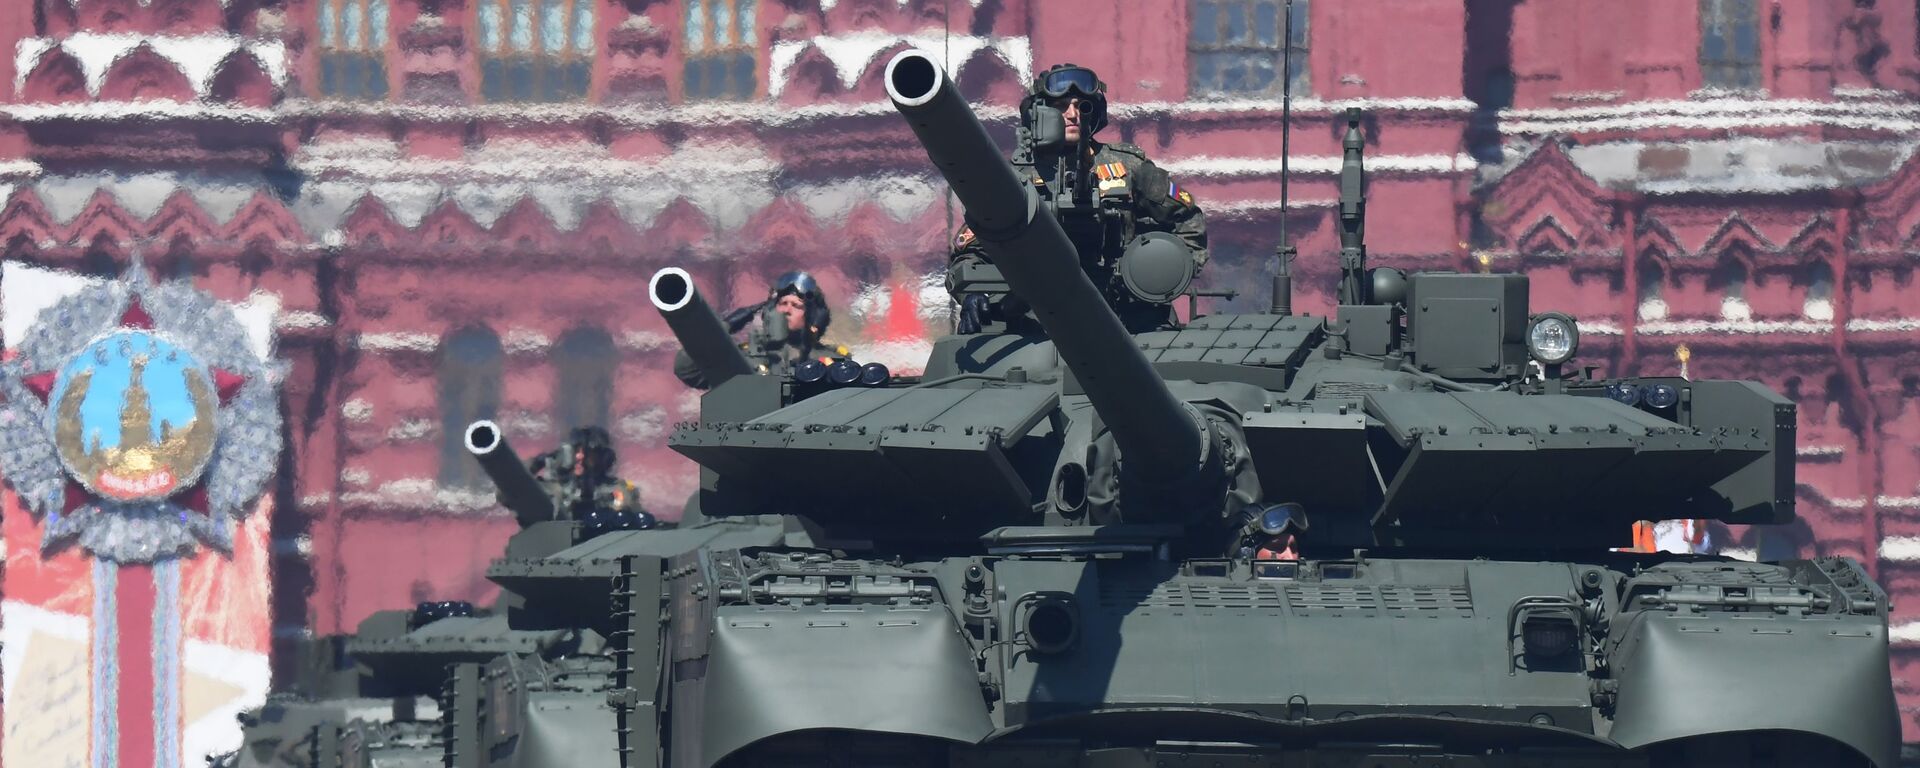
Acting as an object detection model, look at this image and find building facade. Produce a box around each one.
[3,0,1920,742]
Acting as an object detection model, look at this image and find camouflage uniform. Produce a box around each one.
[673,270,848,389]
[950,142,1207,290]
[949,64,1208,331]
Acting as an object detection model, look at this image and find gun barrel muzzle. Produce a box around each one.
[651,267,756,388]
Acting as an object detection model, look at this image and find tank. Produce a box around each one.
[214,422,789,768]
[313,50,1897,766]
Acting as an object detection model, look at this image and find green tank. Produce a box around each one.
[385,51,1897,767]
[214,422,788,768]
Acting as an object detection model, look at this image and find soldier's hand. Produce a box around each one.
[957,293,990,334]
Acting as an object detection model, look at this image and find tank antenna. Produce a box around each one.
[1270,0,1296,316]
[1336,107,1368,305]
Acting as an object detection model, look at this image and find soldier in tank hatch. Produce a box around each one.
[673,270,849,389]
[528,425,656,531]
[949,62,1208,334]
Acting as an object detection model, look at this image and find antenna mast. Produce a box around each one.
[1270,0,1296,315]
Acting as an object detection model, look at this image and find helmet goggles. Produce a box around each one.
[1039,67,1102,99]
[772,270,820,299]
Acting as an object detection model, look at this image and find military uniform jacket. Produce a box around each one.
[673,336,850,389]
[949,140,1208,296]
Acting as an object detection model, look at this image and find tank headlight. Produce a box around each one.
[1521,614,1578,659]
[1642,383,1679,409]
[1527,313,1579,365]
[793,358,827,385]
[1605,381,1641,406]
[828,359,861,386]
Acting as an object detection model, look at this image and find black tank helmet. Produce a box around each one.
[770,270,832,341]
[1025,63,1109,135]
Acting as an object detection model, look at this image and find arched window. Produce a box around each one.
[1803,261,1835,321]
[683,0,757,100]
[1711,259,1749,321]
[317,0,391,100]
[479,0,595,102]
[551,327,615,434]
[1637,260,1667,321]
[1699,0,1761,90]
[438,326,503,489]
[1190,0,1310,97]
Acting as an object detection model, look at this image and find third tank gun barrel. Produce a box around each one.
[883,50,1211,497]
[465,420,555,528]
[650,267,755,388]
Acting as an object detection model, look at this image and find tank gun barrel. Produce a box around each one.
[884,50,1211,499]
[650,267,755,388]
[465,420,556,528]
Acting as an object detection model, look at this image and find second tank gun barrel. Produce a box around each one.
[465,420,555,528]
[883,50,1211,498]
[651,267,755,388]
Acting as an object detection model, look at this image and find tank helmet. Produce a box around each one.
[563,426,616,477]
[1030,63,1108,134]
[770,270,832,339]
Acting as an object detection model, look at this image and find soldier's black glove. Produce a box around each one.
[721,302,767,334]
[957,293,990,335]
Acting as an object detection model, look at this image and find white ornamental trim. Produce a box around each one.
[274,311,332,330]
[1881,536,1920,562]
[334,479,509,516]
[620,330,672,351]
[384,419,435,442]
[1574,318,1920,337]
[1826,496,1920,510]
[496,411,553,438]
[340,399,373,422]
[355,332,439,353]
[502,329,552,354]
[1890,622,1920,645]
[1501,97,1920,136]
[767,33,1030,99]
[1797,445,1846,457]
[14,33,287,97]
[279,97,1019,128]
[2,101,280,122]
[1160,154,1477,178]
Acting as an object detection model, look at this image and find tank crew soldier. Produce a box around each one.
[528,425,656,529]
[949,63,1208,334]
[673,270,850,389]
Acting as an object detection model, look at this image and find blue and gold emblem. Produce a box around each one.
[0,269,281,562]
[50,330,220,501]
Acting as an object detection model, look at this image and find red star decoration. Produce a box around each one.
[174,481,210,516]
[21,370,56,404]
[119,296,155,329]
[62,481,91,514]
[212,368,246,405]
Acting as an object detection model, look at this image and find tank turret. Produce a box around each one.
[883,51,1235,521]
[464,419,555,528]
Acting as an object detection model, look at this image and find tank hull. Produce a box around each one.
[551,549,1893,768]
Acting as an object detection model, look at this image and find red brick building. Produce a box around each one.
[3,0,1920,741]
